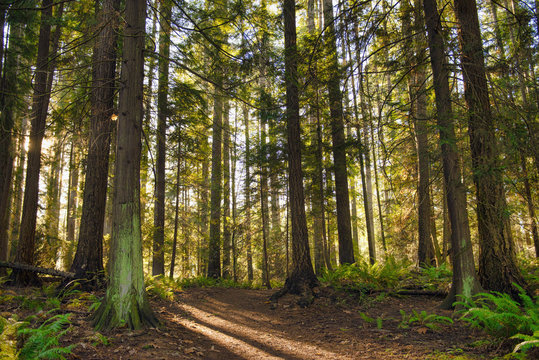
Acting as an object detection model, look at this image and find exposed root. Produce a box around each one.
[91,292,160,331]
[270,269,319,308]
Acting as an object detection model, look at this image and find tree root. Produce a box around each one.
[270,269,319,308]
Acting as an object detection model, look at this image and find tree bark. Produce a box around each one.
[402,0,436,267]
[243,103,253,281]
[452,0,526,296]
[170,142,181,278]
[0,18,23,269]
[422,0,483,307]
[152,0,172,277]
[91,0,158,330]
[10,0,55,286]
[222,100,232,279]
[208,83,223,279]
[322,0,354,265]
[272,0,318,305]
[71,0,120,286]
[63,140,80,270]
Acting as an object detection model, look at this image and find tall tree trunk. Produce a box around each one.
[208,83,223,278]
[520,152,539,257]
[199,139,210,276]
[452,0,526,296]
[322,0,354,265]
[170,142,181,278]
[402,0,436,267]
[243,103,253,281]
[222,100,232,279]
[231,109,238,281]
[71,0,119,286]
[0,20,23,268]
[307,0,327,274]
[422,0,483,307]
[43,135,64,267]
[272,0,318,303]
[10,0,57,286]
[346,26,376,264]
[63,140,80,270]
[141,0,157,236]
[91,0,158,330]
[9,116,28,262]
[152,0,172,277]
[259,111,271,288]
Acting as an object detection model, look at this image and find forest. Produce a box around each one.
[0,0,538,358]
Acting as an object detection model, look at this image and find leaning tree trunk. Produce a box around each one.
[271,0,318,306]
[10,0,55,286]
[452,0,526,296]
[322,0,354,265]
[91,0,158,330]
[422,0,483,308]
[70,0,120,287]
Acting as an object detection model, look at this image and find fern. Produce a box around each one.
[18,313,74,360]
[456,285,539,354]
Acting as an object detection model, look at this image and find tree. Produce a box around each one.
[322,0,355,265]
[452,0,526,296]
[10,0,58,286]
[271,0,318,305]
[152,0,172,277]
[208,83,223,278]
[422,0,483,307]
[70,0,120,286]
[0,8,23,270]
[91,0,158,330]
[243,103,254,281]
[222,101,232,279]
[401,0,436,267]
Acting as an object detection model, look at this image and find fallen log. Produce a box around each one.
[0,261,75,279]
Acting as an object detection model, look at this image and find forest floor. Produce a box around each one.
[1,284,516,359]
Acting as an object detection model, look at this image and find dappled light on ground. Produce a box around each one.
[175,302,342,359]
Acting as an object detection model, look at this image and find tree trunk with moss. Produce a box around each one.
[91,0,158,330]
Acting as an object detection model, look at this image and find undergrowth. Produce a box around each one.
[318,257,412,293]
[145,275,260,300]
[18,312,74,359]
[456,284,539,355]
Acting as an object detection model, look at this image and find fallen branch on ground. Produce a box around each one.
[0,261,75,279]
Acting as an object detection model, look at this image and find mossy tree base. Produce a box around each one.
[91,289,159,331]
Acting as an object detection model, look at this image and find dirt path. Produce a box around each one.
[66,287,497,359]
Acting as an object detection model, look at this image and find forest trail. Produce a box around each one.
[67,287,494,359]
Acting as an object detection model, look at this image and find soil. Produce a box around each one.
[1,286,513,359]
